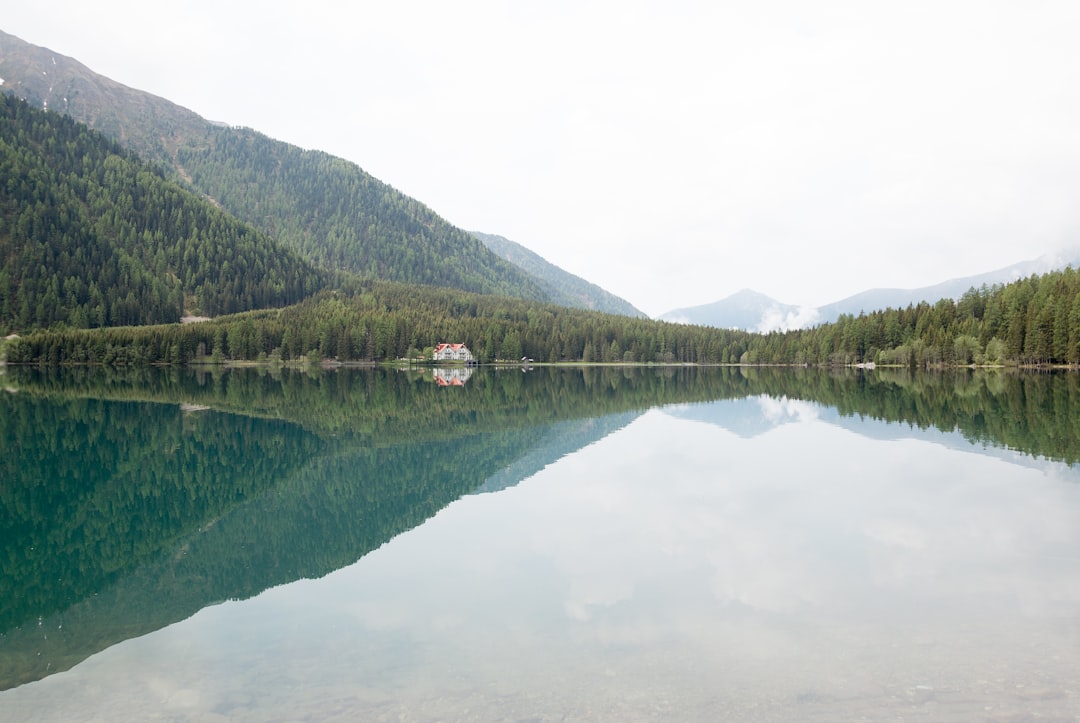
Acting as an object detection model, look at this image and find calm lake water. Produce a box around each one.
[2,366,1079,721]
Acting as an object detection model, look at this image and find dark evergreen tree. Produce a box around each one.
[0,94,325,335]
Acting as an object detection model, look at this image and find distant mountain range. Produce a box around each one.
[472,232,646,317]
[660,289,816,332]
[660,249,1080,332]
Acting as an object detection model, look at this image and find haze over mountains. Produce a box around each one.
[661,249,1080,332]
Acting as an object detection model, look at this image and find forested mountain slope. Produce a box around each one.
[0,30,549,302]
[0,94,324,334]
[4,280,748,365]
[472,231,646,317]
[176,128,547,298]
[8,266,1080,368]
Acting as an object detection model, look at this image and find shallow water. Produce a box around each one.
[2,368,1079,721]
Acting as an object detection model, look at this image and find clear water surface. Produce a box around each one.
[1,366,1078,721]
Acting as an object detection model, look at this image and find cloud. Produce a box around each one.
[756,305,821,332]
[756,396,820,425]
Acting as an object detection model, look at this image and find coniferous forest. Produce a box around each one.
[175,127,548,300]
[2,89,1080,369]
[0,94,324,331]
[5,267,1080,367]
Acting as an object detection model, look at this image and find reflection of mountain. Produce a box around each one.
[0,396,324,634]
[0,404,564,689]
[818,406,1079,477]
[0,366,730,689]
[665,393,1080,479]
[5,365,1080,690]
[664,397,806,438]
[471,412,643,495]
[660,368,1080,470]
[801,368,1080,467]
[0,397,323,689]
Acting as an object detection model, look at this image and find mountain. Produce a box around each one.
[0,29,209,168]
[660,249,1080,332]
[815,248,1080,324]
[472,232,646,317]
[0,93,324,333]
[0,30,546,302]
[659,289,819,332]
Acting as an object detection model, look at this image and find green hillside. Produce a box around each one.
[0,30,549,302]
[2,280,745,365]
[175,127,547,298]
[5,31,1079,368]
[8,266,1080,368]
[473,231,646,316]
[0,94,324,334]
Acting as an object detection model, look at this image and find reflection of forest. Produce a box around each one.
[750,366,1080,466]
[2,365,1078,689]
[0,365,723,689]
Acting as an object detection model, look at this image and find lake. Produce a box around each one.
[2,365,1079,721]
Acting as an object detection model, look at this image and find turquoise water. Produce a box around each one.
[2,367,1079,720]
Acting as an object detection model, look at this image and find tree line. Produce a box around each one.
[746,267,1080,367]
[2,279,754,365]
[6,265,1080,368]
[0,93,325,335]
[5,91,1080,369]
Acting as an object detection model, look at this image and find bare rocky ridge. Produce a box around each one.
[0,29,212,167]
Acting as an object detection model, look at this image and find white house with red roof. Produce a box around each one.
[432,343,474,362]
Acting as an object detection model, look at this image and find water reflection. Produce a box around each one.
[431,366,473,386]
[2,367,1079,720]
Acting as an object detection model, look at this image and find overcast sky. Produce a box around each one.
[6,2,1080,316]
